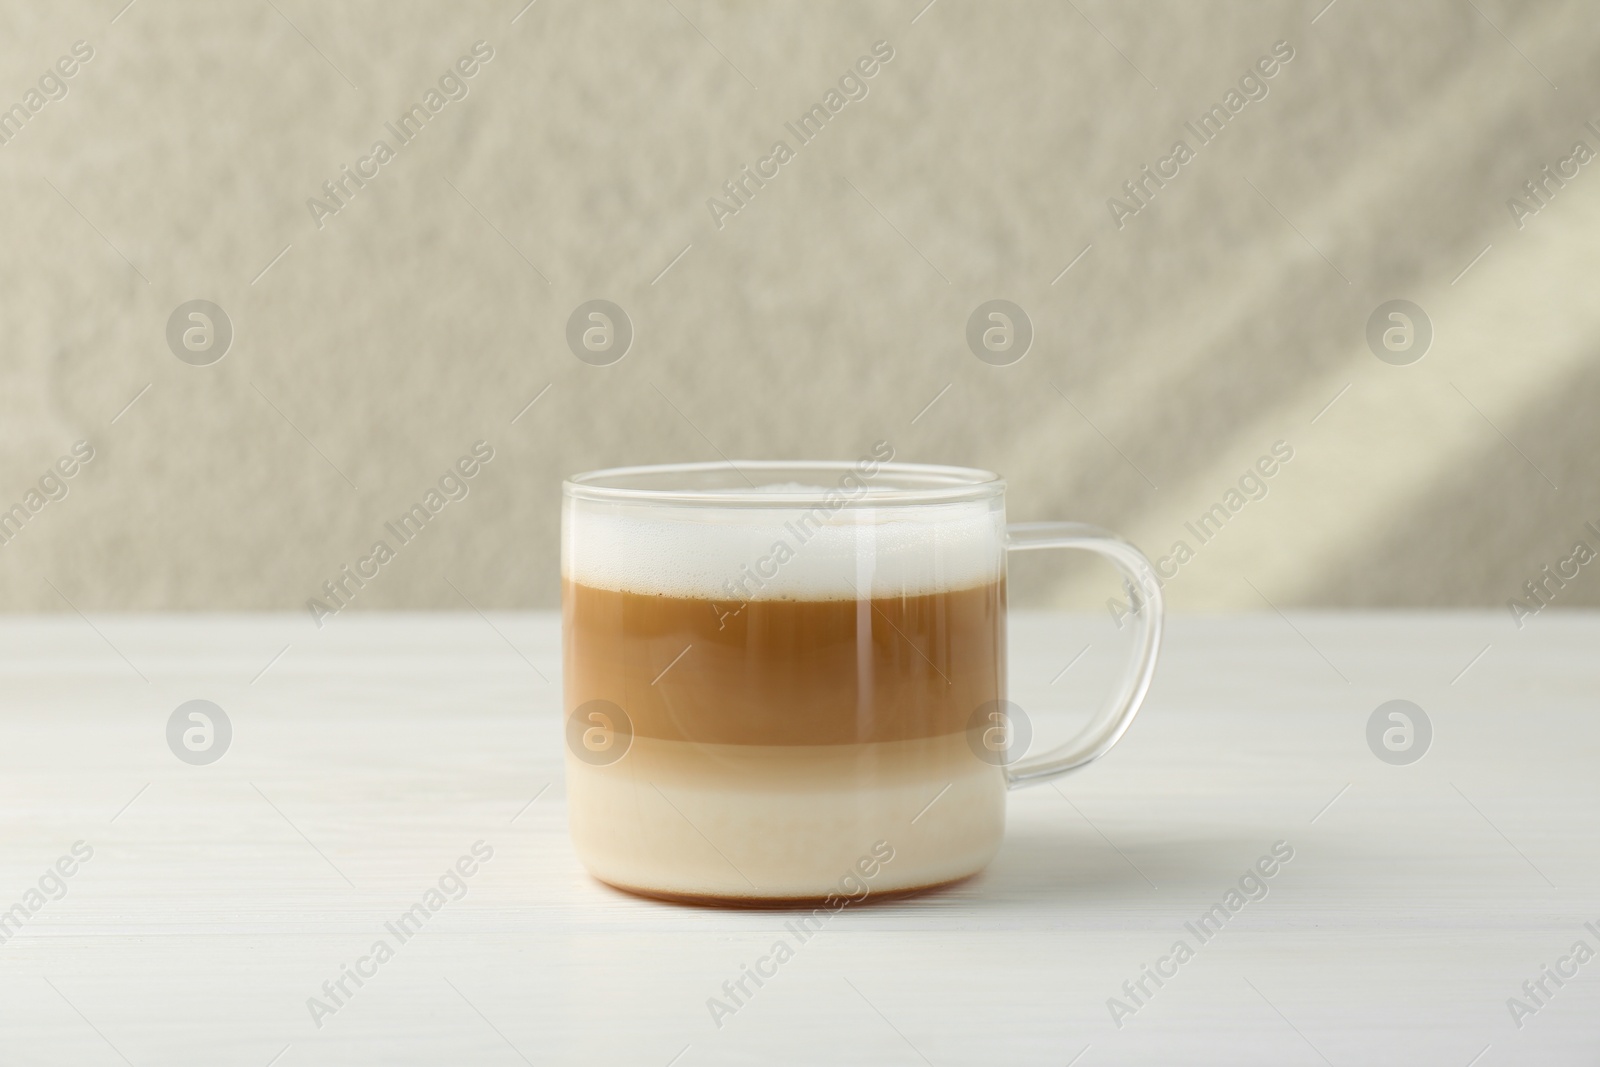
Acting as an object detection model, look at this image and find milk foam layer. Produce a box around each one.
[563,500,1004,600]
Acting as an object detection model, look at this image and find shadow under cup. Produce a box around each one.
[562,461,1012,903]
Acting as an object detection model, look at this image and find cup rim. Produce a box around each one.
[564,460,1004,507]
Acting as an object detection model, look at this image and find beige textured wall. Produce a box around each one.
[1,0,1597,617]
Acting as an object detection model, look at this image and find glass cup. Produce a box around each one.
[562,458,1162,903]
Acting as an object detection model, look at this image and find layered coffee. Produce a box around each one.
[563,499,1008,902]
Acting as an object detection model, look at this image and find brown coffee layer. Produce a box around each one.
[562,579,1005,745]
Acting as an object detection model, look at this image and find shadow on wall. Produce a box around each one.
[1030,1,1600,611]
[1304,348,1600,611]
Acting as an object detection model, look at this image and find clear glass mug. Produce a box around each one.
[561,458,1163,904]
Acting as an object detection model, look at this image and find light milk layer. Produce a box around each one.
[567,734,1005,899]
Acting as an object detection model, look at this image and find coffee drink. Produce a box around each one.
[563,495,1008,902]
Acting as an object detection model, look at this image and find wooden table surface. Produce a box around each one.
[0,611,1595,1066]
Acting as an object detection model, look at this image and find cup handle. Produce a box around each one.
[1002,522,1164,788]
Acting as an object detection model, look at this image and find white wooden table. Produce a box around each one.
[0,612,1595,1065]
